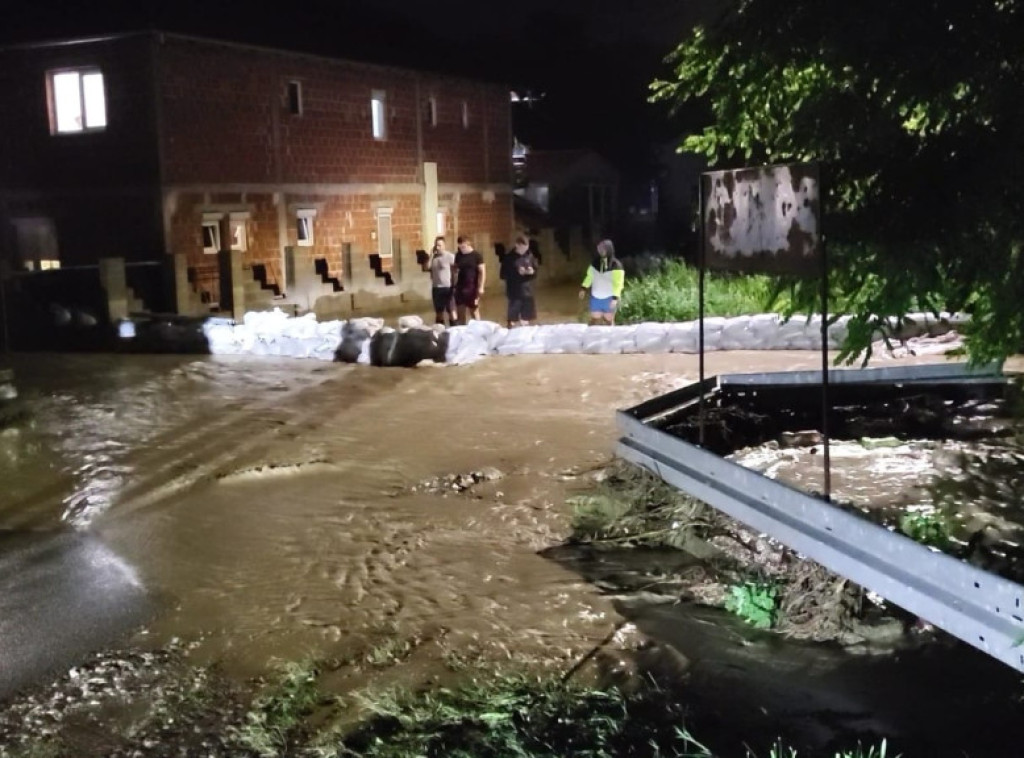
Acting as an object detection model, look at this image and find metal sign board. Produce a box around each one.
[701,162,821,276]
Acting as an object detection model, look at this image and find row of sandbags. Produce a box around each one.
[202,309,446,366]
[444,312,966,365]
[202,309,967,367]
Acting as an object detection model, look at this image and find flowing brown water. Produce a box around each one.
[3,346,1024,754]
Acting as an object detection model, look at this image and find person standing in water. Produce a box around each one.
[500,234,540,327]
[427,236,457,326]
[452,235,485,323]
[578,239,625,325]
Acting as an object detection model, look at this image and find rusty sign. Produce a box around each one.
[701,163,821,276]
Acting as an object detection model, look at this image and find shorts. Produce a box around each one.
[507,296,537,322]
[589,296,617,314]
[454,287,479,307]
[431,286,453,313]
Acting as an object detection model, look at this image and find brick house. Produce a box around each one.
[0,31,514,318]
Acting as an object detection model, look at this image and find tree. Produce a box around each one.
[652,0,1024,363]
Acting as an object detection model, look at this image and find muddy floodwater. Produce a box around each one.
[2,345,1024,755]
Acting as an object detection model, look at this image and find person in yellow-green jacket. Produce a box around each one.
[578,239,625,324]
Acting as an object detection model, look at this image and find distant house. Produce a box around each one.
[0,31,514,316]
[514,148,619,238]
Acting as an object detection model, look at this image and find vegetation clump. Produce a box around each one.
[616,261,787,325]
[568,462,869,643]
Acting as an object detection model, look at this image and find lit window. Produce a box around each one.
[461,100,469,129]
[427,96,438,127]
[296,209,316,247]
[376,208,393,258]
[436,210,447,237]
[371,90,387,140]
[202,222,221,254]
[49,69,106,134]
[39,259,61,270]
[287,80,303,116]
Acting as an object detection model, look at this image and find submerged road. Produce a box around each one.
[0,531,150,700]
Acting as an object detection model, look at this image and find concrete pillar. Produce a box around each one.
[422,161,438,250]
[98,257,129,322]
[218,248,246,321]
[285,245,319,312]
[168,254,192,315]
[348,243,377,291]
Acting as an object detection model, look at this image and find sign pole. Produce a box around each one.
[697,179,706,446]
[820,170,832,501]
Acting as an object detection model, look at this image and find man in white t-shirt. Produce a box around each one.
[427,236,457,326]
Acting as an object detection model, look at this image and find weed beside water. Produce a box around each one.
[617,261,787,324]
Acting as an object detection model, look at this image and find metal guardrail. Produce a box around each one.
[616,362,1024,673]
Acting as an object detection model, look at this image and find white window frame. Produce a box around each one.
[371,89,387,140]
[436,209,447,238]
[287,80,303,116]
[296,208,317,247]
[375,207,394,259]
[201,213,223,254]
[461,100,469,129]
[47,68,107,135]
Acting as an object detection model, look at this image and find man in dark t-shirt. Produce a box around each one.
[453,235,486,324]
[500,234,539,327]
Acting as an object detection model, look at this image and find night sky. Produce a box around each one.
[2,0,719,180]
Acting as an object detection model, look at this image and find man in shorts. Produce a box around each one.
[426,236,457,326]
[578,239,625,324]
[500,234,540,327]
[453,235,485,324]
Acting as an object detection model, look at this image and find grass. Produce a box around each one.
[0,649,900,758]
[336,672,704,758]
[230,658,322,757]
[764,739,895,757]
[617,260,788,324]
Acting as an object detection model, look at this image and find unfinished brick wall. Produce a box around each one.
[156,34,513,303]
[157,36,509,187]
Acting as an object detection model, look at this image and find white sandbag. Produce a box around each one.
[317,319,345,338]
[282,313,319,340]
[614,325,641,354]
[667,322,699,353]
[784,335,816,350]
[746,313,782,340]
[720,328,765,350]
[496,325,541,355]
[398,315,424,330]
[348,317,385,338]
[721,316,754,344]
[449,334,490,365]
[700,316,727,337]
[466,319,502,340]
[582,326,624,354]
[243,308,292,338]
[541,322,587,354]
[634,322,670,353]
[487,327,510,352]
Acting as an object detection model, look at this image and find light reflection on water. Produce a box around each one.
[0,354,339,528]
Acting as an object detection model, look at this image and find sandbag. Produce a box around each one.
[542,323,587,354]
[634,323,670,353]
